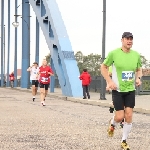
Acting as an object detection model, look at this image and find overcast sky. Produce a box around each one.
[0,0,150,72]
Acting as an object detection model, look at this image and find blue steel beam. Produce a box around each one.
[14,0,18,87]
[1,0,4,87]
[21,0,30,88]
[50,58,55,92]
[35,17,39,64]
[29,0,82,97]
[7,0,10,87]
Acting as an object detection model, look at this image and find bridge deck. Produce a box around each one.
[0,88,150,149]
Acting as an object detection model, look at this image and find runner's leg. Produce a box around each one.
[121,91,135,149]
[108,90,125,137]
[44,84,49,102]
[32,80,36,101]
[35,80,39,96]
[40,83,45,105]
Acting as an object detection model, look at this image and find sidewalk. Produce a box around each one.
[10,87,150,114]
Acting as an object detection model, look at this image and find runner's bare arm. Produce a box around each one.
[27,67,32,72]
[27,64,34,71]
[48,68,54,76]
[36,72,40,79]
[136,68,143,79]
[48,72,54,76]
[101,64,112,83]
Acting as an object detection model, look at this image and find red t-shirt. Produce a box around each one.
[9,74,15,81]
[39,66,53,84]
[79,72,91,85]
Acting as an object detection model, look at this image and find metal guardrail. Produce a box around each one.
[54,76,150,95]
[138,76,150,95]
[2,76,150,95]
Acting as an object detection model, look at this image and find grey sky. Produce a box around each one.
[0,0,150,72]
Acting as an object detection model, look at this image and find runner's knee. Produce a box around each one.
[32,86,36,90]
[125,112,132,122]
[40,89,45,94]
[115,112,124,122]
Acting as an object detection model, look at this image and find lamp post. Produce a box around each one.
[6,0,10,87]
[100,0,106,100]
[12,0,18,88]
[35,17,39,64]
[12,0,31,89]
[4,25,6,82]
[1,0,4,87]
[0,35,5,84]
[12,16,31,89]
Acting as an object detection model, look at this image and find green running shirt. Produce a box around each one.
[108,66,112,74]
[103,48,142,92]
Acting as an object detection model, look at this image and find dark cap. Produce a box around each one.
[122,32,133,38]
[33,62,38,65]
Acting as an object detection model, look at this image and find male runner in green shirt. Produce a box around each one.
[106,66,112,92]
[107,65,125,128]
[101,32,142,150]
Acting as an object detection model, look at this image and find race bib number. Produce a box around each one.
[41,77,48,82]
[10,77,14,80]
[33,69,38,74]
[122,71,134,81]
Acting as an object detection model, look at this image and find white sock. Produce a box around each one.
[110,116,116,126]
[33,96,35,98]
[122,122,132,141]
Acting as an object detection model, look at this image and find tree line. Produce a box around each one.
[45,51,150,76]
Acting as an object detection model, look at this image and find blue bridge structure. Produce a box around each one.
[0,0,83,97]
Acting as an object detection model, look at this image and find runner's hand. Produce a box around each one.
[47,72,54,76]
[107,80,117,90]
[136,78,142,86]
[36,75,38,79]
[106,86,110,91]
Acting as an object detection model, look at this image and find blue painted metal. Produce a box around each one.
[35,17,39,64]
[0,0,4,87]
[6,0,10,87]
[50,58,55,92]
[21,0,30,88]
[14,0,18,87]
[29,0,82,97]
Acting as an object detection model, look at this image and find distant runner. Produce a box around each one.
[9,72,15,88]
[37,59,54,106]
[27,62,39,101]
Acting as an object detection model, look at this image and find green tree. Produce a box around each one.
[75,51,84,73]
[45,53,51,65]
[75,51,101,76]
[140,54,150,68]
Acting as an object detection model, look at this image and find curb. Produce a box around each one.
[5,87,150,115]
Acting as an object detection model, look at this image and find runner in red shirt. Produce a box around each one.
[9,72,15,88]
[37,59,54,106]
[79,69,91,99]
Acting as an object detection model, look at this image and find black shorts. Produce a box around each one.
[39,83,49,90]
[32,80,39,87]
[112,90,135,111]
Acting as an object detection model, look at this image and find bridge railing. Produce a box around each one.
[16,76,150,95]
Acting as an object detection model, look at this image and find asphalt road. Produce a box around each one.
[0,88,149,150]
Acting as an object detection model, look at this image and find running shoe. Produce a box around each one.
[41,101,46,106]
[120,122,124,128]
[121,140,130,150]
[107,119,115,137]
